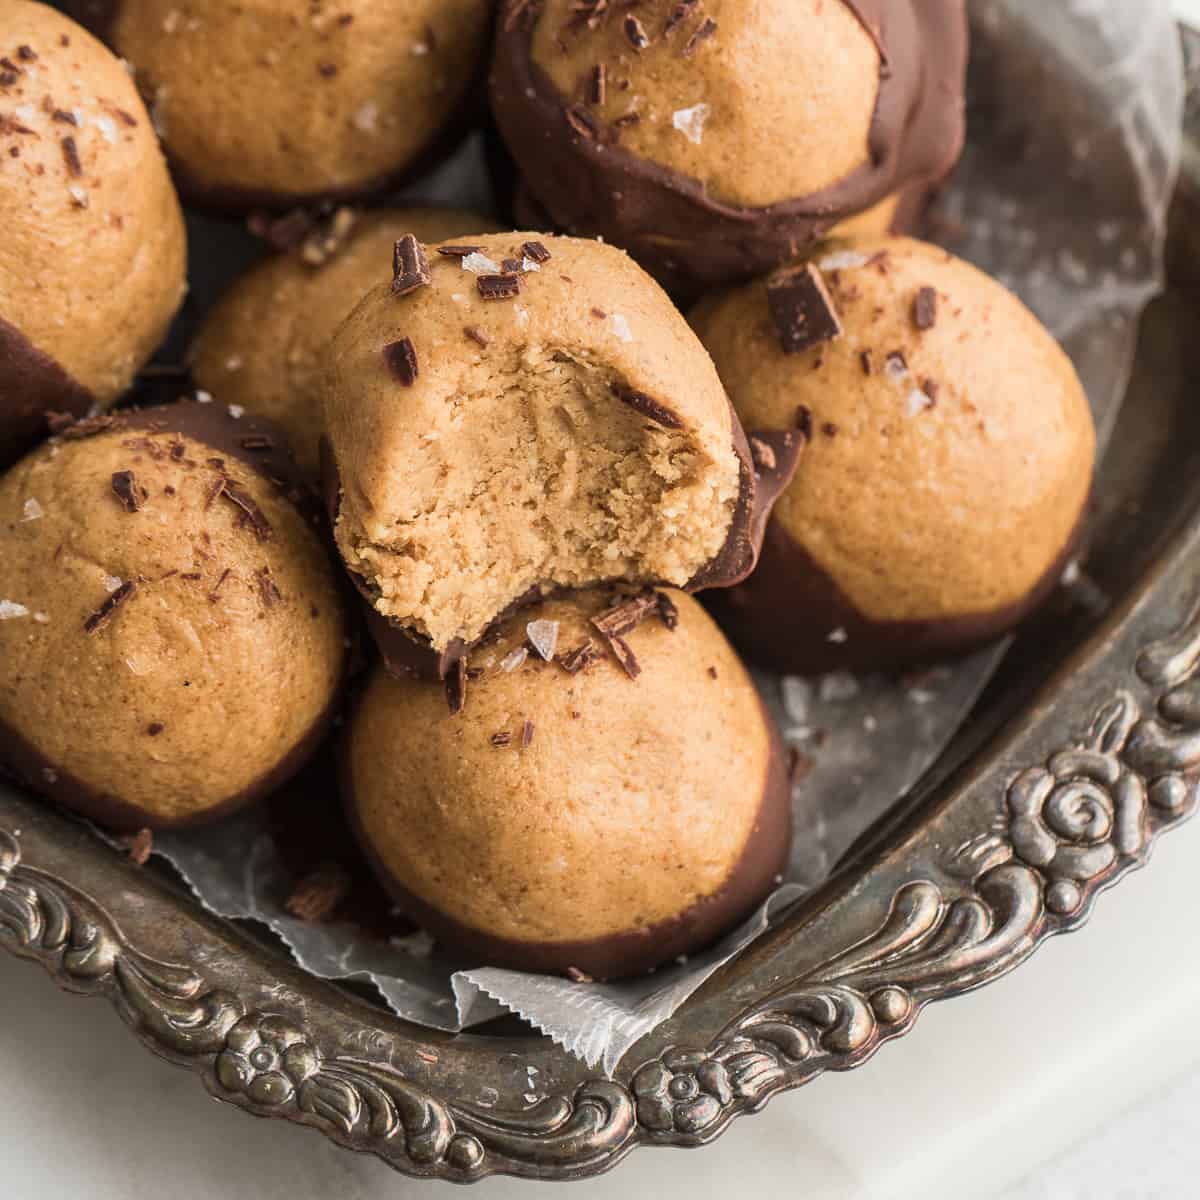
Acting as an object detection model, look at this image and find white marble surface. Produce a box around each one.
[3,812,1198,1199]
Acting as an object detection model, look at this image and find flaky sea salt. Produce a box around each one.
[906,388,932,417]
[103,575,123,593]
[352,101,379,133]
[0,601,29,620]
[228,404,245,419]
[461,252,502,275]
[195,389,213,403]
[500,646,528,673]
[610,313,633,343]
[526,619,560,662]
[672,103,710,145]
[818,250,870,272]
[22,498,43,521]
[225,356,243,371]
[95,115,117,144]
[827,627,849,644]
[32,612,50,624]
[68,184,89,208]
[520,257,542,273]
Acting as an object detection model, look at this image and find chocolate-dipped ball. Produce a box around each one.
[491,0,967,295]
[693,236,1096,676]
[0,1,186,465]
[322,231,799,679]
[0,403,347,831]
[190,208,502,480]
[344,589,791,978]
[65,0,493,209]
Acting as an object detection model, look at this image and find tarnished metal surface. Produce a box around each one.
[1,15,1198,1187]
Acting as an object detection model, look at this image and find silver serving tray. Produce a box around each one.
[3,26,1200,1188]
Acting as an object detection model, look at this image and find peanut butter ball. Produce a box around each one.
[491,0,967,294]
[322,232,787,678]
[65,0,493,209]
[693,237,1096,675]
[344,589,791,978]
[190,208,501,479]
[0,403,347,830]
[0,1,186,465]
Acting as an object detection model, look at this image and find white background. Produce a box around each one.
[3,3,1199,1197]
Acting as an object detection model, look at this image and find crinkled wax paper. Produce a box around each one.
[151,0,1183,1075]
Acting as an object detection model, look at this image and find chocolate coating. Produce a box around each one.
[0,315,94,468]
[490,0,968,294]
[706,510,1084,677]
[345,706,791,979]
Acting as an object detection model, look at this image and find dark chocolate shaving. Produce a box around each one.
[607,634,641,680]
[521,240,551,264]
[618,389,685,430]
[592,591,659,639]
[464,325,491,348]
[437,244,483,258]
[558,639,600,674]
[491,731,513,748]
[110,470,140,513]
[317,62,338,78]
[51,108,76,125]
[392,235,431,296]
[146,723,164,737]
[60,136,82,177]
[913,286,938,330]
[521,719,535,748]
[795,405,813,440]
[477,274,523,300]
[445,658,467,714]
[766,263,843,355]
[16,45,36,61]
[84,581,136,635]
[564,104,599,139]
[383,337,419,386]
[860,350,874,376]
[663,0,699,36]
[218,478,272,541]
[502,258,525,274]
[655,591,679,631]
[208,567,232,603]
[623,14,650,50]
[683,17,718,56]
[589,63,606,106]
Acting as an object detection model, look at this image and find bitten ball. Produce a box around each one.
[343,589,792,979]
[693,236,1096,675]
[0,403,347,830]
[0,0,186,465]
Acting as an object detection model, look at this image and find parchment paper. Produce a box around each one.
[153,0,1184,1075]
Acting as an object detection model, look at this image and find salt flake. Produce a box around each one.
[672,103,710,145]
[818,250,870,272]
[526,619,560,662]
[500,646,528,673]
[461,252,502,275]
[22,498,43,521]
[227,404,245,419]
[0,601,30,620]
[610,313,633,343]
[103,575,123,593]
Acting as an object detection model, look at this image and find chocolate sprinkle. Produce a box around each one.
[655,591,679,631]
[383,337,419,386]
[208,567,232,603]
[589,63,606,106]
[491,731,512,748]
[623,14,650,50]
[619,389,685,430]
[61,135,82,177]
[913,286,938,330]
[795,405,813,440]
[51,108,77,125]
[683,17,718,56]
[607,634,641,680]
[663,0,699,36]
[147,723,164,737]
[84,581,135,635]
[522,241,551,264]
[502,257,525,274]
[257,566,282,607]
[860,350,874,376]
[392,234,431,296]
[521,719,535,748]
[110,470,140,513]
[445,658,467,715]
[477,273,523,301]
[318,62,338,78]
[564,104,599,139]
[16,45,36,62]
[559,639,599,674]
[464,325,491,348]
[766,263,843,355]
[218,478,272,541]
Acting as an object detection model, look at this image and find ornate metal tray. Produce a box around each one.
[3,26,1200,1189]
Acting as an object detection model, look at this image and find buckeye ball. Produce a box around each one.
[694,236,1096,675]
[321,232,794,679]
[343,589,791,979]
[190,207,501,479]
[65,0,493,209]
[0,1,186,465]
[491,0,967,294]
[0,403,347,830]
